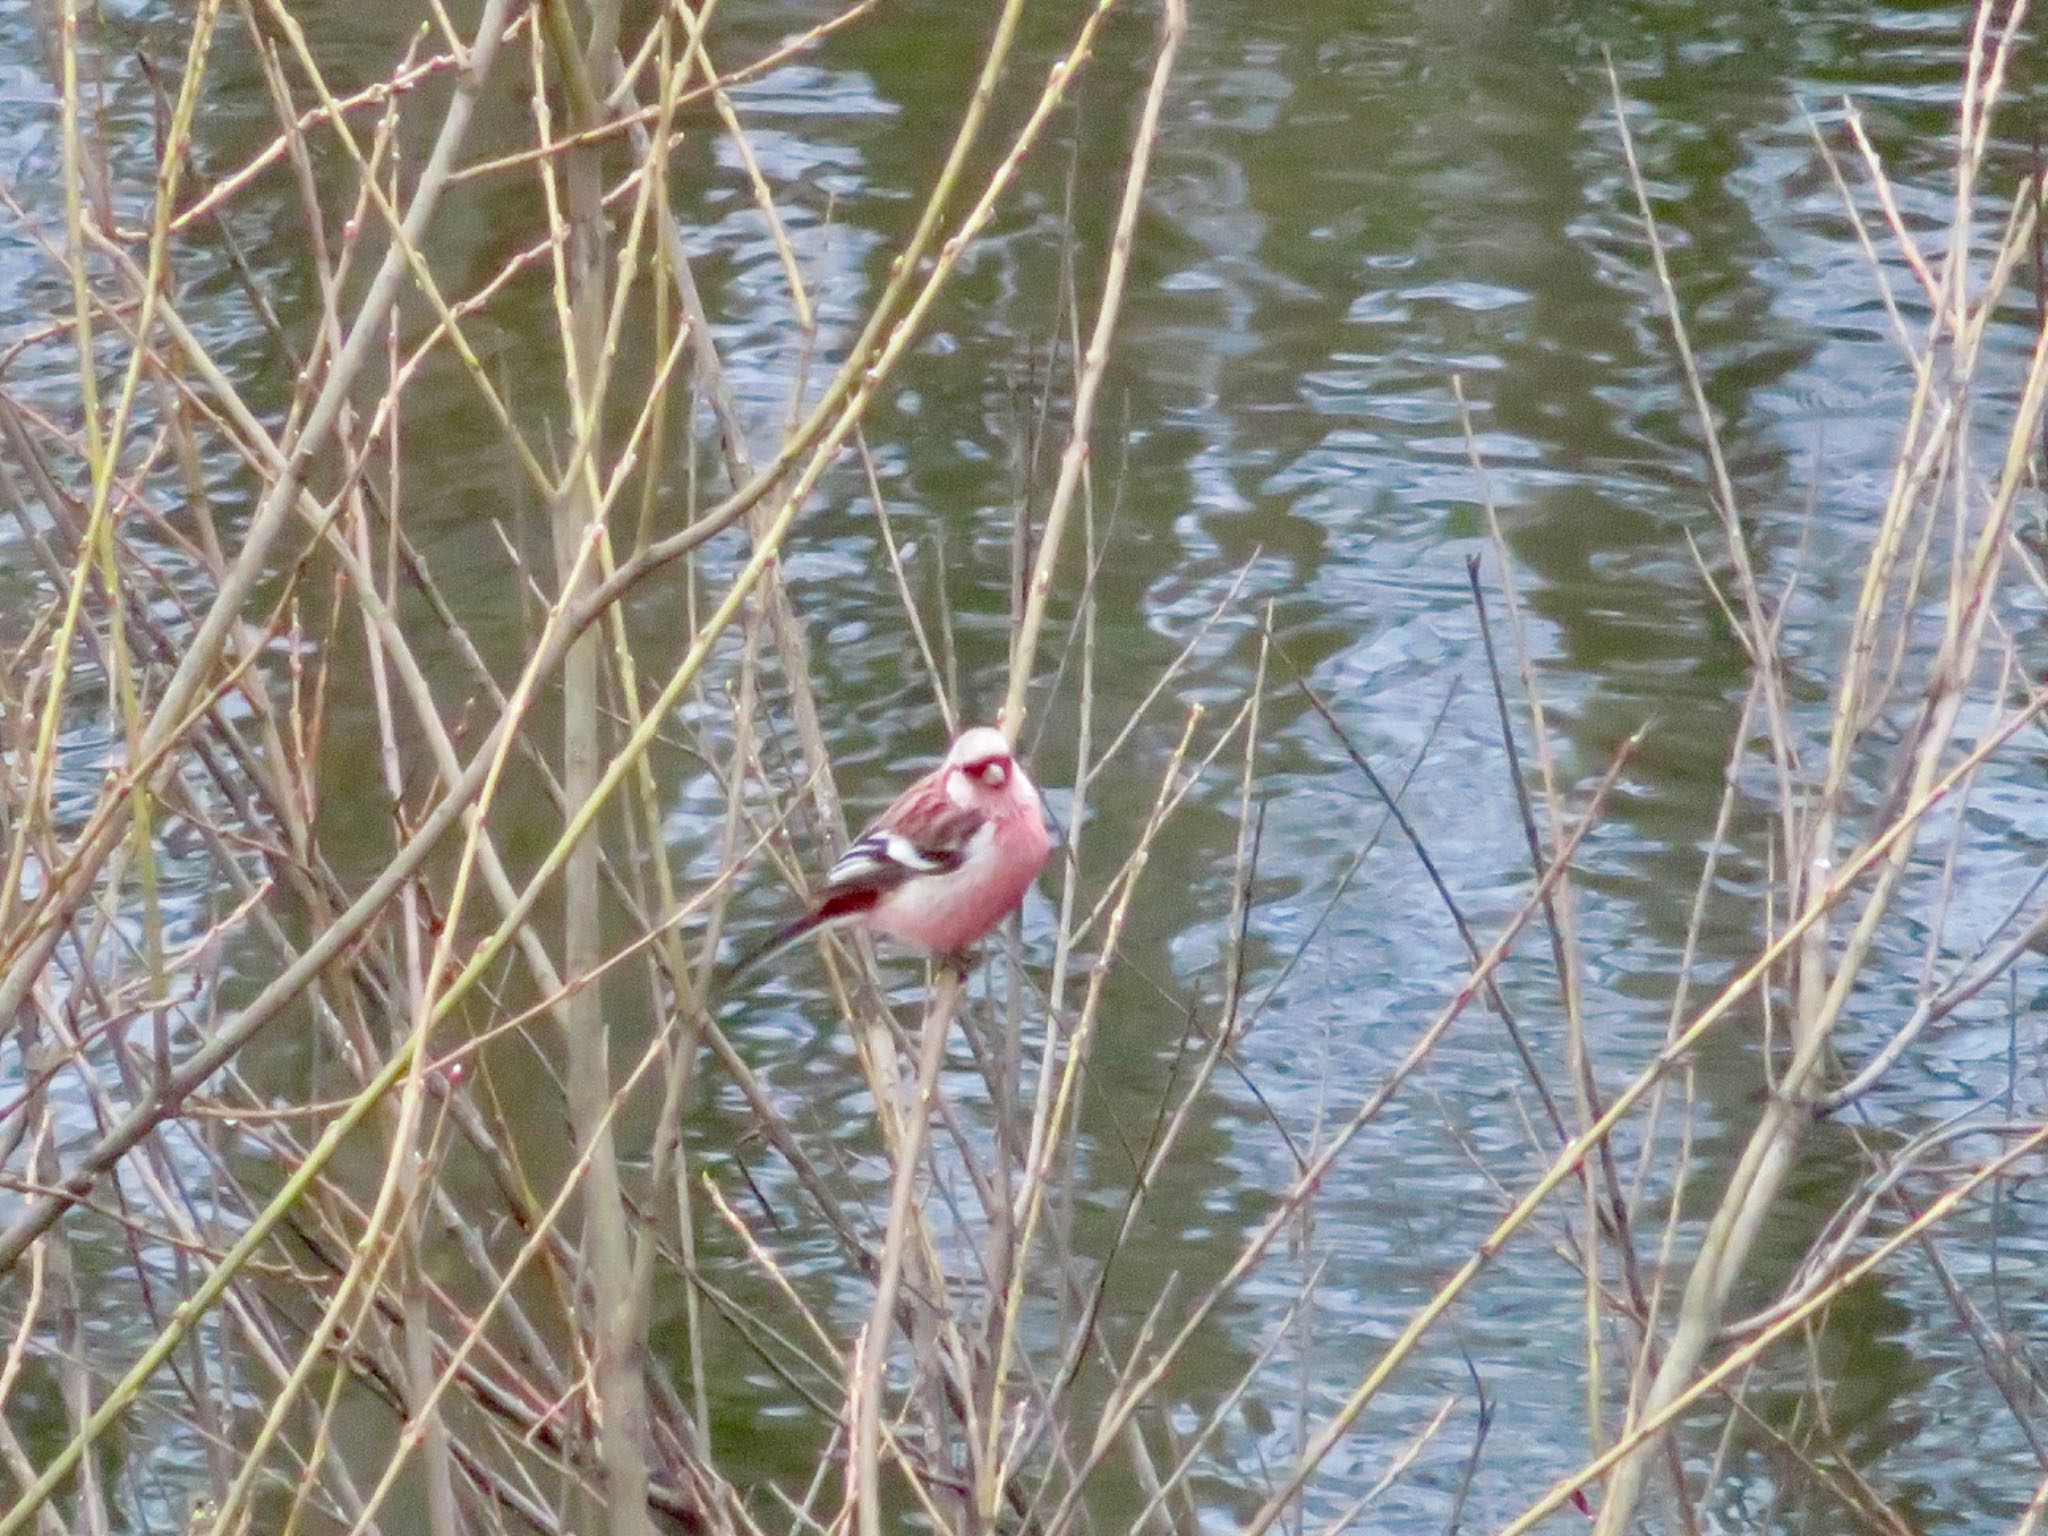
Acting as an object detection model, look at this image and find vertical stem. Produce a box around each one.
[999,0,1186,744]
[546,1,657,1531]
[852,969,963,1536]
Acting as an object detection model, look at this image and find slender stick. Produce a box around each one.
[1001,0,1187,743]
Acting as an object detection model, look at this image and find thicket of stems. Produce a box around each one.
[2,1,2046,1533]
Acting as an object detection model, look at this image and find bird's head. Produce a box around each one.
[944,725,1022,810]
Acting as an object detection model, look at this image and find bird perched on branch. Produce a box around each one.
[728,725,1052,980]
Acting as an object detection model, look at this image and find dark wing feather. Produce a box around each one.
[817,782,986,900]
[821,823,966,894]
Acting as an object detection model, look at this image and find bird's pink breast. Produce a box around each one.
[868,804,1051,955]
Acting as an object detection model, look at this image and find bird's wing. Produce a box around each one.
[818,778,986,899]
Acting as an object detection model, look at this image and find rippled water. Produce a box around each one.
[8,0,2048,1529]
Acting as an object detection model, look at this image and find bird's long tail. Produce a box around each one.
[719,912,826,988]
[718,891,880,989]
